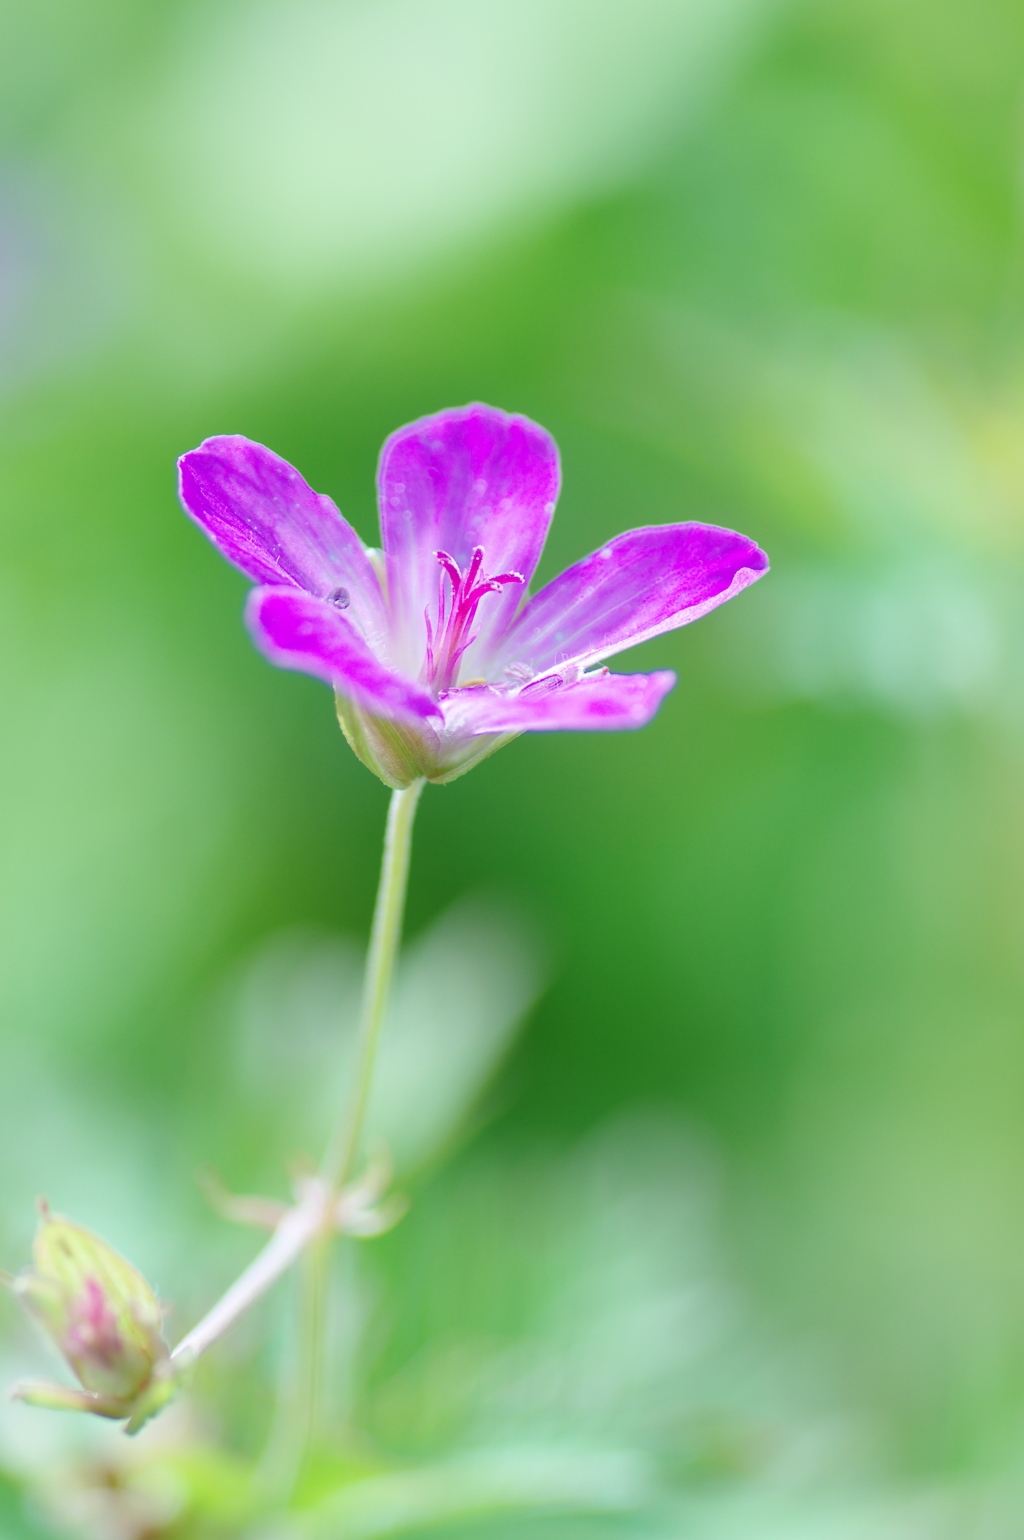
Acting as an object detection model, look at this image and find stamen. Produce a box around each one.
[448,631,479,675]
[521,672,563,699]
[423,608,435,679]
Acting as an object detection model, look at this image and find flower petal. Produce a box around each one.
[494,523,768,678]
[442,671,677,735]
[378,404,560,673]
[179,436,390,656]
[246,587,438,722]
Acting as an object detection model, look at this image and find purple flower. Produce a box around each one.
[178,404,768,786]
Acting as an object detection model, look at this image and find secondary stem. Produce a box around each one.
[170,1182,329,1366]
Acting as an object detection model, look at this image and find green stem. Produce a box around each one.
[271,779,425,1497]
[296,1234,328,1464]
[321,777,425,1192]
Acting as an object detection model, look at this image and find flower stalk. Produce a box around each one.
[321,778,425,1192]
[166,780,424,1397]
[288,777,424,1490]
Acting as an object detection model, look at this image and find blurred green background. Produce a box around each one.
[4,0,1024,1534]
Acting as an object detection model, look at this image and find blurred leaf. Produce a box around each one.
[365,897,548,1172]
[0,1468,53,1540]
[147,0,761,293]
[232,896,547,1175]
[281,1447,651,1540]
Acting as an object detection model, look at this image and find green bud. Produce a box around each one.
[6,1203,177,1431]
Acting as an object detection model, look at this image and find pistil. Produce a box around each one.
[423,547,523,691]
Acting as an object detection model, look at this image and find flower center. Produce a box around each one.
[424,547,524,692]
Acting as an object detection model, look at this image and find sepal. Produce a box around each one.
[334,691,520,787]
[335,690,437,788]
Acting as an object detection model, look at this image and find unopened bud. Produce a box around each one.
[6,1202,177,1431]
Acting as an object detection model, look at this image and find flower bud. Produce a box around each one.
[7,1203,176,1430]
